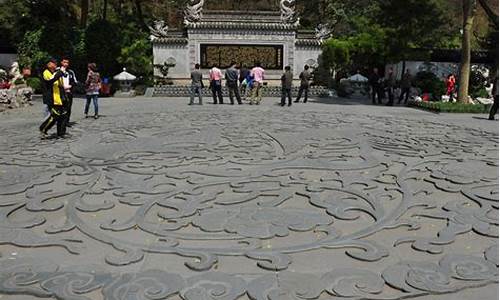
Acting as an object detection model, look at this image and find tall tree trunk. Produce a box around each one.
[458,0,477,103]
[134,0,146,28]
[80,0,89,27]
[103,0,108,20]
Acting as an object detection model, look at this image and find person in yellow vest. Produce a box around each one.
[39,58,68,139]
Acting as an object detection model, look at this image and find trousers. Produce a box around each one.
[40,105,67,136]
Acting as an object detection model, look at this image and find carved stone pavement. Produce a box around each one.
[0,97,498,300]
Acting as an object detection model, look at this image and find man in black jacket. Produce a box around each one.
[369,68,383,105]
[60,57,78,127]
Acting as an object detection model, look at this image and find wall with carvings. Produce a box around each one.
[294,45,321,77]
[153,43,190,79]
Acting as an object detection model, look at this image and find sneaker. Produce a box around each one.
[40,131,49,139]
[85,115,89,119]
[94,115,99,119]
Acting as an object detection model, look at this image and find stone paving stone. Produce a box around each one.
[0,96,498,300]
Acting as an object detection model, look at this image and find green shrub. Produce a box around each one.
[469,69,489,99]
[414,71,446,101]
[408,100,490,113]
[26,77,42,93]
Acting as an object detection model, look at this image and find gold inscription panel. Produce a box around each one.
[200,44,283,69]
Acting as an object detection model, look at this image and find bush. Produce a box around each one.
[469,68,489,99]
[413,71,446,101]
[17,28,51,71]
[26,77,42,93]
[408,100,490,113]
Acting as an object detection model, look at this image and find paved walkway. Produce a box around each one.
[0,96,498,300]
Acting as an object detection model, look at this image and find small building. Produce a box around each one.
[150,0,323,87]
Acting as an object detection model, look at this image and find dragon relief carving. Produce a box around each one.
[280,0,297,24]
[184,0,205,24]
[148,20,169,40]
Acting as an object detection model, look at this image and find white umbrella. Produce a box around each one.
[348,73,368,82]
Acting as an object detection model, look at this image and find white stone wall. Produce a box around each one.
[153,43,189,79]
[294,45,322,77]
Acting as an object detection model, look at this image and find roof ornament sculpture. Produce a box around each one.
[184,0,205,24]
[148,20,169,41]
[280,0,298,24]
[315,23,332,42]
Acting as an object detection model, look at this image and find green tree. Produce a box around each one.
[85,19,122,76]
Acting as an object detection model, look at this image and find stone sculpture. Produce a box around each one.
[148,20,169,41]
[185,0,205,24]
[280,0,297,23]
[315,23,332,42]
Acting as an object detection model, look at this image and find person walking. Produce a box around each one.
[250,62,265,105]
[209,65,224,104]
[489,72,499,120]
[369,68,383,105]
[399,69,412,104]
[84,63,101,119]
[281,66,293,107]
[189,63,203,105]
[295,65,312,103]
[39,58,68,139]
[385,67,396,106]
[239,64,250,97]
[244,71,255,102]
[225,62,242,105]
[60,57,78,127]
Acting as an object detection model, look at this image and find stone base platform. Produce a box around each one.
[153,85,329,97]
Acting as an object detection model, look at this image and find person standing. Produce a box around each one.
[225,62,242,105]
[250,62,265,105]
[399,69,412,104]
[385,67,396,106]
[369,68,383,105]
[446,74,456,102]
[84,63,101,119]
[281,66,293,107]
[295,65,312,103]
[39,58,67,139]
[189,63,203,105]
[209,65,224,104]
[489,72,499,120]
[239,64,250,97]
[60,57,78,126]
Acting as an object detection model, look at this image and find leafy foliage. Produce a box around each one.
[413,71,447,100]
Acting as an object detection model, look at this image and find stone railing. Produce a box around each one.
[153,85,329,98]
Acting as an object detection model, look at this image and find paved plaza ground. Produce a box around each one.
[0,96,498,300]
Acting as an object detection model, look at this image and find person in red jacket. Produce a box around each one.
[446,74,456,101]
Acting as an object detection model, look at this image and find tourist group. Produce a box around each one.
[39,57,100,139]
[189,62,312,107]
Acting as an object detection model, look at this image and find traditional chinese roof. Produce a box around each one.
[296,30,321,47]
[184,10,300,30]
[152,30,189,45]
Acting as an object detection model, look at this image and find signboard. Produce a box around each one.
[200,44,283,70]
